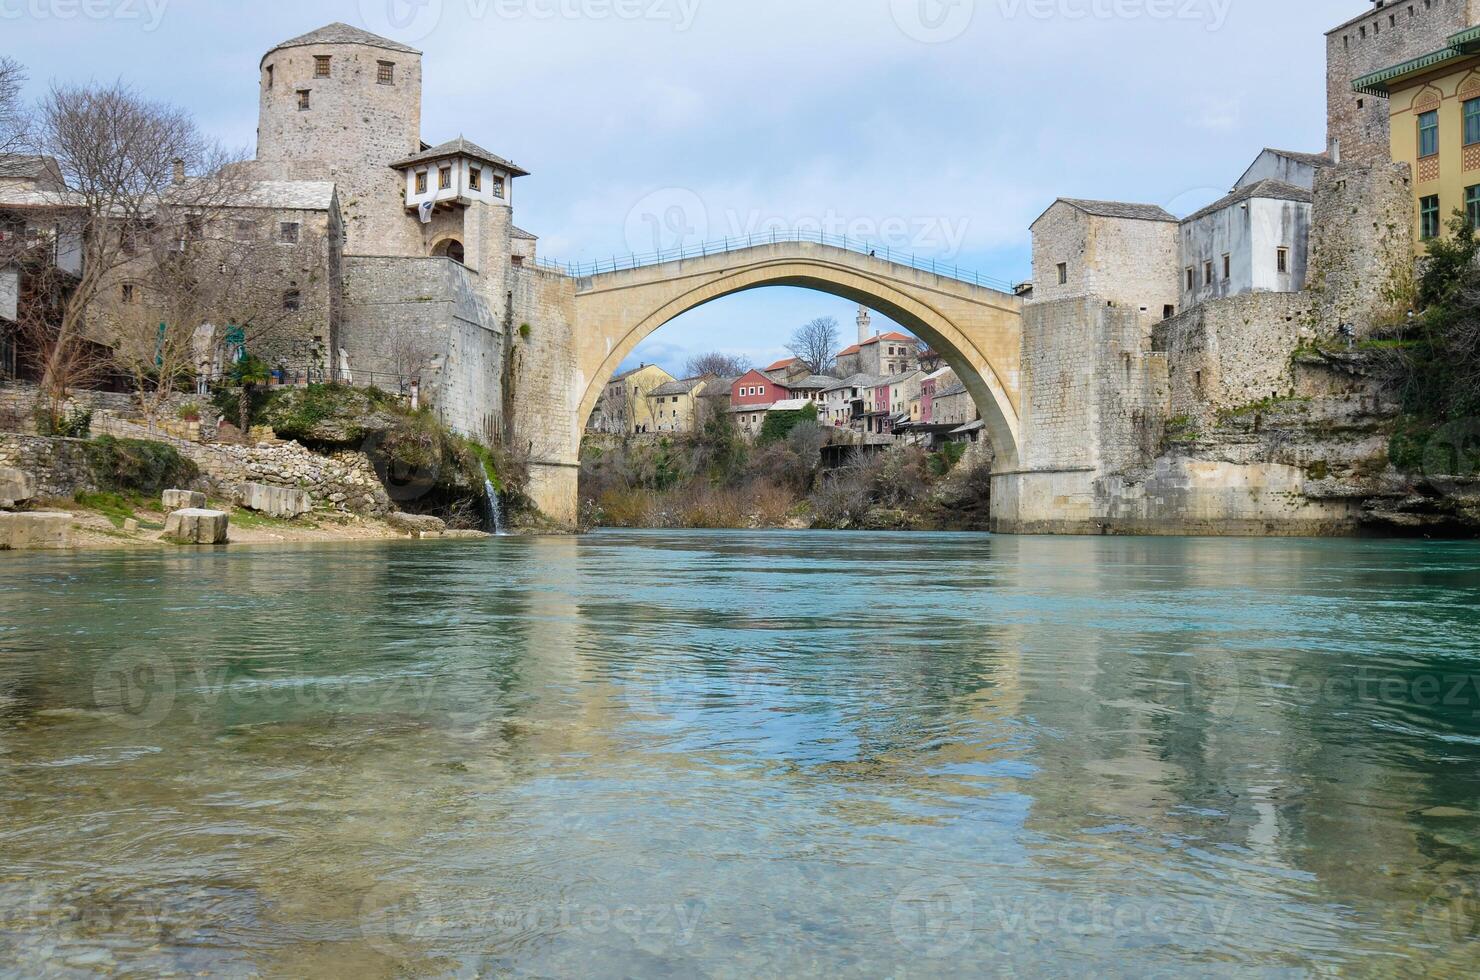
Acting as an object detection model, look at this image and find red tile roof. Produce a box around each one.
[765,357,801,371]
[837,344,861,356]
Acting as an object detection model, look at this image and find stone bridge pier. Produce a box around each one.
[509,240,1025,524]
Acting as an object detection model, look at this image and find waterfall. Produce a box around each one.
[483,477,507,536]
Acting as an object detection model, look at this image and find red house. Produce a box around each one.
[731,369,790,409]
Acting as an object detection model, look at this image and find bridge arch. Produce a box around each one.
[572,244,1022,466]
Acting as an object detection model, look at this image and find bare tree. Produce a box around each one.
[25,80,244,427]
[386,325,438,395]
[786,316,840,375]
[0,57,27,159]
[684,351,751,379]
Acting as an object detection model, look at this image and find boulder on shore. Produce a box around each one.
[386,512,448,535]
[0,468,34,510]
[162,489,207,511]
[163,509,229,545]
[0,511,72,550]
[237,482,313,519]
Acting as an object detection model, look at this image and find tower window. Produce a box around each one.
[297,89,311,111]
[280,222,300,244]
[415,171,427,195]
[283,289,302,312]
[492,175,505,199]
[315,56,331,78]
[1056,262,1067,284]
[378,61,395,85]
[121,283,135,304]
[439,167,452,190]
[1186,267,1194,291]
[265,65,274,89]
[468,167,481,192]
[1276,247,1289,274]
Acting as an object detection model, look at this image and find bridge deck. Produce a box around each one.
[537,231,1017,294]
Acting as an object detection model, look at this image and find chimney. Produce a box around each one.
[172,158,185,184]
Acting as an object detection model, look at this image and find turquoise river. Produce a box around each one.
[2,531,1480,976]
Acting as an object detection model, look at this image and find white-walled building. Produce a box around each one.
[1178,179,1312,309]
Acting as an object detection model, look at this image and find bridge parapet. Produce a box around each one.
[537,230,1017,294]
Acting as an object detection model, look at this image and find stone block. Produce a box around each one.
[0,468,33,510]
[237,482,313,519]
[163,509,229,545]
[386,511,447,535]
[0,511,72,550]
[162,489,206,511]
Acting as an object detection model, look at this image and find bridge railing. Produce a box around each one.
[533,230,1017,292]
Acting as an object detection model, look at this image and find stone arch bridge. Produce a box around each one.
[519,238,1024,522]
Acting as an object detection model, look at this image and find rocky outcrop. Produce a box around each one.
[0,512,72,550]
[163,509,229,545]
[196,443,391,516]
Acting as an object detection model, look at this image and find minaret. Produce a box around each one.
[857,305,873,344]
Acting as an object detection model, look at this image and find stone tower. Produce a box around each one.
[255,23,424,256]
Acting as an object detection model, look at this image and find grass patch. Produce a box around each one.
[229,508,315,531]
[74,491,145,528]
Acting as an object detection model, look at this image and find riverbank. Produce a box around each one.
[19,496,492,552]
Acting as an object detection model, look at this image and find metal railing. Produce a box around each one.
[535,230,1017,292]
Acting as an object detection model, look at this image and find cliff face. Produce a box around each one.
[1154,351,1480,536]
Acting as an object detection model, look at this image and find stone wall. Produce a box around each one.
[507,264,579,522]
[0,434,97,497]
[340,254,503,441]
[190,442,391,515]
[1325,0,1479,165]
[1307,161,1415,335]
[1155,293,1317,426]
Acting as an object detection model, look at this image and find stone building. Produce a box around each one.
[645,375,716,434]
[589,363,673,435]
[1235,148,1333,191]
[835,331,919,378]
[1326,0,1480,165]
[1029,199,1181,324]
[1177,180,1312,309]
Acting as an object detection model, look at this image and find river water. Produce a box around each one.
[1,531,1479,976]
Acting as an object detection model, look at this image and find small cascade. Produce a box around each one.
[483,477,507,536]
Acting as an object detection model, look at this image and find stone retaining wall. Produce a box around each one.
[0,434,99,498]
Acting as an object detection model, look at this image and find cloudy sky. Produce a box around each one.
[7,0,1356,375]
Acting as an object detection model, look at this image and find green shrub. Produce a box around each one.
[35,405,93,438]
[84,436,199,496]
[759,403,818,444]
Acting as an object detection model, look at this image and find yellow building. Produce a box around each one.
[588,363,674,434]
[644,375,717,434]
[1356,27,1480,252]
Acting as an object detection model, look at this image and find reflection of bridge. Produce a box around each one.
[517,238,1023,524]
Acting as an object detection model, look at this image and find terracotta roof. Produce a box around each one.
[390,137,529,177]
[265,23,420,60]
[1182,179,1312,224]
[859,331,915,347]
[765,356,801,371]
[837,344,861,357]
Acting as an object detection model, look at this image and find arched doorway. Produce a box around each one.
[432,238,465,265]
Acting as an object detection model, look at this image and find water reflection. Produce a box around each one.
[0,532,1478,975]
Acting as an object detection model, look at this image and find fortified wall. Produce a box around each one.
[992,154,1416,536]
